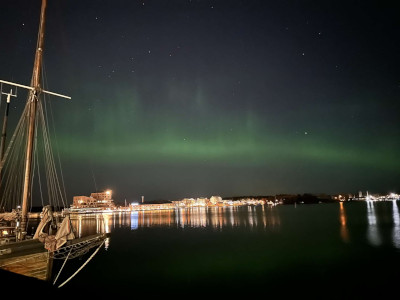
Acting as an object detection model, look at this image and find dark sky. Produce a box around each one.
[0,0,399,204]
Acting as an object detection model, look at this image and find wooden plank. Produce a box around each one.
[0,239,46,259]
[0,251,50,281]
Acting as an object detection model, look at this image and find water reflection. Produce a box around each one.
[71,214,109,238]
[70,205,281,234]
[339,202,349,243]
[366,201,381,246]
[392,201,400,249]
[64,202,400,250]
[131,212,138,230]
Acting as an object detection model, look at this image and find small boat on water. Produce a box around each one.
[0,0,108,286]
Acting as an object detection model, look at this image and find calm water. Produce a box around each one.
[44,202,400,296]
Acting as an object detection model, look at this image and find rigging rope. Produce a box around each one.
[41,60,67,209]
[0,91,67,212]
[48,98,68,206]
[0,103,29,210]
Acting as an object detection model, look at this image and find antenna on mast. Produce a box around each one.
[0,88,17,187]
[0,88,17,158]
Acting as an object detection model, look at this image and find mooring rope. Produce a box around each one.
[57,239,106,288]
[53,246,72,285]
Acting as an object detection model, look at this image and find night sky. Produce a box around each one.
[0,0,399,204]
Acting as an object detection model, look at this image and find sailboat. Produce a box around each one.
[0,0,108,286]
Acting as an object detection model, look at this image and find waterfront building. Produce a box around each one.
[183,198,197,206]
[196,198,209,206]
[131,202,175,211]
[210,196,222,205]
[129,195,274,212]
[171,197,211,207]
[72,190,115,209]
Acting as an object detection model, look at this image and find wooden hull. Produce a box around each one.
[0,239,50,280]
[0,233,108,281]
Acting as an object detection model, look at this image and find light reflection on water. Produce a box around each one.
[68,201,400,249]
[130,205,281,229]
[366,200,381,246]
[363,200,400,249]
[69,205,281,236]
[392,201,400,249]
[339,202,349,243]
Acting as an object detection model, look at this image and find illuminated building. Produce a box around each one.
[210,196,222,205]
[72,190,115,209]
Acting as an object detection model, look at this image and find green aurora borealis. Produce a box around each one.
[52,80,399,201]
[60,94,397,170]
[1,0,399,202]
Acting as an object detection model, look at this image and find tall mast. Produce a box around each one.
[20,0,47,237]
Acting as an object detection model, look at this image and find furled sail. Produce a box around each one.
[33,206,75,251]
[0,210,17,222]
[54,214,75,249]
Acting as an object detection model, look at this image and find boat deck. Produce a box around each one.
[0,239,50,280]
